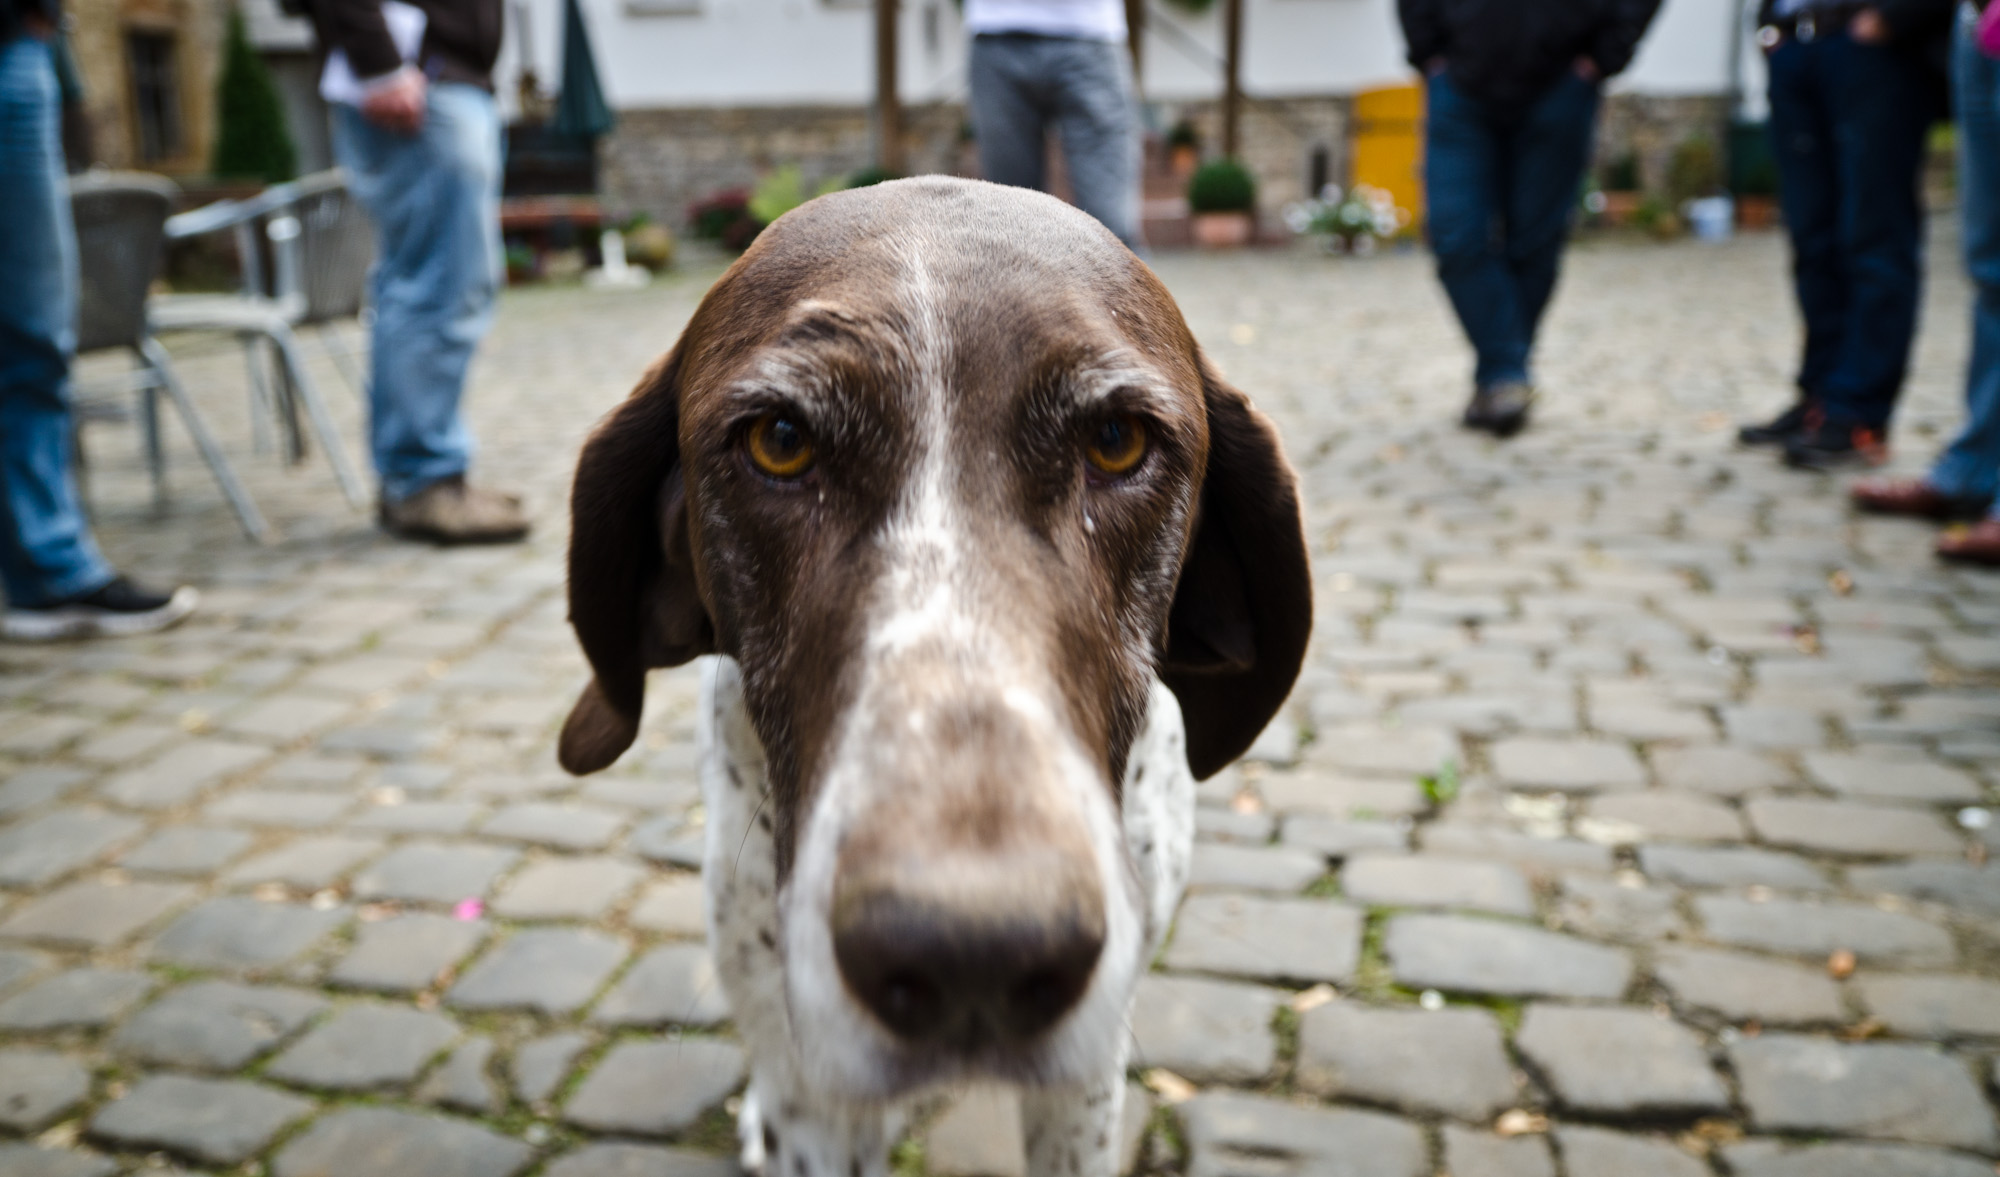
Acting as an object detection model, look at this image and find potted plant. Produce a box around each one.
[1188,158,1257,248]
[1729,121,1780,230]
[1166,120,1201,178]
[1598,153,1642,225]
[1284,184,1410,255]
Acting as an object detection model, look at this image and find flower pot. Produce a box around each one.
[1736,194,1778,230]
[1192,211,1254,248]
[1170,144,1199,179]
[1599,190,1643,226]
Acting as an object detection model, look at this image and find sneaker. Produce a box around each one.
[1,576,199,642]
[1738,399,1813,447]
[1784,420,1888,471]
[380,474,531,545]
[1462,380,1536,438]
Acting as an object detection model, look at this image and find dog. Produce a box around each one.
[556,177,1310,1177]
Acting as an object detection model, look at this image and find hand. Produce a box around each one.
[1851,7,1888,43]
[1574,56,1602,82]
[361,67,427,133]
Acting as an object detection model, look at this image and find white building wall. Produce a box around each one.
[494,0,1756,118]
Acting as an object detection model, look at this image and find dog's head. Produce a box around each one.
[560,178,1309,1095]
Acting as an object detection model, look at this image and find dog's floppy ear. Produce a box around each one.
[1162,355,1313,779]
[559,347,716,775]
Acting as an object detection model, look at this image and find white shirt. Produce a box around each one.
[965,0,1127,43]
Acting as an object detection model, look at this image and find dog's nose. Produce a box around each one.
[831,859,1105,1046]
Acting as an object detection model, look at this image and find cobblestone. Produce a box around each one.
[1515,1004,1728,1115]
[264,1003,461,1092]
[271,1106,533,1177]
[561,1039,744,1136]
[447,928,627,1014]
[1384,914,1633,998]
[1180,1091,1427,1177]
[1732,1036,1999,1151]
[1695,896,1958,966]
[88,1074,313,1165]
[0,1050,90,1131]
[588,944,730,1027]
[1161,894,1362,983]
[1295,1002,1515,1120]
[1652,945,1845,1026]
[3,238,1999,1170]
[110,981,326,1070]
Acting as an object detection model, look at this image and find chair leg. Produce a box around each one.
[138,337,276,544]
[244,334,279,458]
[133,349,166,506]
[322,326,370,401]
[269,327,368,509]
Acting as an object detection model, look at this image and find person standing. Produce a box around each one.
[1851,0,2000,563]
[1736,0,1953,469]
[311,0,530,543]
[966,0,1143,251]
[0,0,197,640]
[1399,0,1661,438]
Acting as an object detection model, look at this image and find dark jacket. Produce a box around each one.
[1754,0,1956,121]
[1,0,61,45]
[1754,0,1956,46]
[1397,0,1664,110]
[307,0,502,91]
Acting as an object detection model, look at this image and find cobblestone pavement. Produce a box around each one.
[2,224,1998,1177]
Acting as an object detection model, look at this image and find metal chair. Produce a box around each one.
[279,169,376,398]
[150,174,368,509]
[69,172,275,544]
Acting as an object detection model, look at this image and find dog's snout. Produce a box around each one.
[831,857,1106,1047]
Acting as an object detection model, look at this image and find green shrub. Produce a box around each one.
[211,8,296,183]
[1187,158,1256,214]
[1600,152,1640,192]
[845,165,897,189]
[1667,136,1723,203]
[1166,119,1200,151]
[747,164,809,226]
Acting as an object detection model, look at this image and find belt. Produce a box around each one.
[1758,2,1866,45]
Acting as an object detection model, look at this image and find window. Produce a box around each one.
[126,30,183,163]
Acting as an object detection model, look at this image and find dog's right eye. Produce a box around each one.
[745,413,816,479]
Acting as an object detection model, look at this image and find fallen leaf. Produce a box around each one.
[1827,949,1856,980]
[1494,1109,1549,1137]
[1143,1068,1197,1104]
[1290,984,1338,1013]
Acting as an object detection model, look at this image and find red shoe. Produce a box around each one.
[1851,478,1991,520]
[1937,519,2000,566]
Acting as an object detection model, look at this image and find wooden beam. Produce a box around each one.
[1221,0,1242,158]
[1125,0,1144,83]
[875,0,903,174]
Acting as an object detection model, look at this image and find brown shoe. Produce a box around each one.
[380,475,531,545]
[1851,478,1990,520]
[1937,519,2000,566]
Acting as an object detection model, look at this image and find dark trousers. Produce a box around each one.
[1767,31,1933,429]
[1423,69,1600,389]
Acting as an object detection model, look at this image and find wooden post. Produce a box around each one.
[875,0,903,174]
[1221,0,1242,158]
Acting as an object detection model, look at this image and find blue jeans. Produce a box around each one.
[1934,5,2000,512]
[332,83,502,504]
[1423,70,1600,389]
[0,36,112,606]
[969,34,1142,250]
[1767,30,1932,429]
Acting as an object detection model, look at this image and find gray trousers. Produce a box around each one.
[968,33,1142,250]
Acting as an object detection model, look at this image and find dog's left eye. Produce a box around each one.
[1085,415,1148,478]
[746,413,816,479]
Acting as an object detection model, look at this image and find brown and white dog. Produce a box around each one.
[557,177,1310,1176]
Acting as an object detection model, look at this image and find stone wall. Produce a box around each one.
[601,90,1729,232]
[1592,94,1735,195]
[599,103,977,227]
[68,0,227,176]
